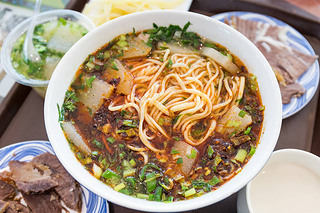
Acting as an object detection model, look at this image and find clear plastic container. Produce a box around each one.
[1,9,95,97]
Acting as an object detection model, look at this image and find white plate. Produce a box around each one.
[212,11,319,119]
[0,140,109,213]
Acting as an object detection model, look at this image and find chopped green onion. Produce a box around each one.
[234,149,247,163]
[213,155,222,167]
[119,152,126,158]
[208,176,220,186]
[123,120,137,127]
[139,164,161,181]
[154,187,163,201]
[166,196,174,202]
[125,177,136,188]
[129,159,136,167]
[123,168,136,178]
[146,172,157,193]
[244,126,251,135]
[114,183,126,191]
[173,137,180,141]
[58,17,67,25]
[176,157,183,164]
[91,151,98,156]
[260,106,265,111]
[184,188,196,197]
[248,146,256,156]
[102,169,120,180]
[119,144,124,148]
[149,194,155,201]
[207,145,214,158]
[92,139,103,148]
[107,136,115,143]
[238,110,246,118]
[137,193,149,200]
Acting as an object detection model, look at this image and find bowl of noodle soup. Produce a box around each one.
[44,10,282,212]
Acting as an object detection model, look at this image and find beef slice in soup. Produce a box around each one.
[225,16,318,104]
[9,161,58,194]
[32,153,82,211]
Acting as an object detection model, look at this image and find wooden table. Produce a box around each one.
[1,0,320,212]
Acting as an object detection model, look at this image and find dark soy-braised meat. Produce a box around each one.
[9,161,58,194]
[32,153,82,211]
[3,201,30,213]
[0,180,15,200]
[22,192,61,213]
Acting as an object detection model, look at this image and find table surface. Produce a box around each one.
[1,0,320,212]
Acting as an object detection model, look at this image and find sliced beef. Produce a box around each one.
[9,161,58,194]
[0,180,15,200]
[0,200,9,213]
[32,153,82,211]
[280,83,306,104]
[226,17,318,104]
[3,201,30,213]
[22,192,61,213]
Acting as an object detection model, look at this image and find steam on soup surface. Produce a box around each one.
[59,22,264,201]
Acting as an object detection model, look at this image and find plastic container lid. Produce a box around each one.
[1,9,95,87]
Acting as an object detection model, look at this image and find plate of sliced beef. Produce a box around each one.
[212,11,319,118]
[0,140,109,213]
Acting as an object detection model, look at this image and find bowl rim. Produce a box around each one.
[246,149,320,212]
[44,10,282,212]
[0,9,95,87]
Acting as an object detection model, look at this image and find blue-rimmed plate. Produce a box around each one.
[212,11,319,118]
[0,140,109,213]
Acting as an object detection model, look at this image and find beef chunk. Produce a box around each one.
[32,153,82,211]
[3,201,30,213]
[22,192,61,213]
[0,180,15,200]
[9,161,58,194]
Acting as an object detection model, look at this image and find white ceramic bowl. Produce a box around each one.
[237,149,320,213]
[44,10,282,212]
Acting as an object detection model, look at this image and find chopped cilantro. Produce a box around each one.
[176,157,183,164]
[171,148,180,154]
